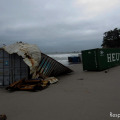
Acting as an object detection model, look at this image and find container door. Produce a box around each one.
[82,49,98,71]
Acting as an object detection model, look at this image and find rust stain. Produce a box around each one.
[24,53,34,67]
[30,58,34,66]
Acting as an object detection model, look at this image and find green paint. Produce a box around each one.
[82,48,120,71]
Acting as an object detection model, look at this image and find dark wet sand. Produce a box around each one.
[0,64,120,120]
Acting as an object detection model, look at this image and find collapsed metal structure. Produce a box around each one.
[39,53,73,77]
[0,43,73,87]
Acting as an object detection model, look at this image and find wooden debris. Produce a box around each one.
[6,78,50,91]
[44,77,58,84]
[0,114,7,120]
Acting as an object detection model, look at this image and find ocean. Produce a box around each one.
[47,53,81,66]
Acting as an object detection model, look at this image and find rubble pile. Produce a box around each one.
[6,77,58,91]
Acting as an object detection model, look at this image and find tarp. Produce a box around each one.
[3,42,41,78]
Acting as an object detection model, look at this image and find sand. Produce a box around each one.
[0,64,120,120]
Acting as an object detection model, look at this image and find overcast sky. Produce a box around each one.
[0,0,120,53]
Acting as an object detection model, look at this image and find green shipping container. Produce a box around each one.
[82,48,120,71]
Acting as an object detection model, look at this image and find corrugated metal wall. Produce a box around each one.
[39,53,73,77]
[0,49,29,86]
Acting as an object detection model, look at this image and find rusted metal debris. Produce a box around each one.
[44,77,58,84]
[6,76,58,91]
[0,114,7,120]
[6,78,50,91]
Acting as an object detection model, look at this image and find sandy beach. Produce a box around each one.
[0,64,120,120]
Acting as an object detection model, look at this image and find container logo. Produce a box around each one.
[100,51,104,56]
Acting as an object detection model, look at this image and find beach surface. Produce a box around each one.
[0,64,120,120]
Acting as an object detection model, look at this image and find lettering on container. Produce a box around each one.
[107,53,120,62]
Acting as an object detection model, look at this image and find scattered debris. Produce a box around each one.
[0,114,7,120]
[44,77,58,84]
[6,75,59,91]
[105,71,107,73]
[105,70,109,73]
[6,77,50,91]
[78,78,84,80]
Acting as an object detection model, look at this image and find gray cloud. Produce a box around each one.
[0,0,120,52]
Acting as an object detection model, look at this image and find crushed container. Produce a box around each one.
[0,48,73,86]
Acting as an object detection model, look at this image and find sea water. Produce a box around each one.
[47,53,81,66]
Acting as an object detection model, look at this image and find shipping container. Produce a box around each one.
[0,48,29,86]
[82,48,120,71]
[68,56,81,63]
